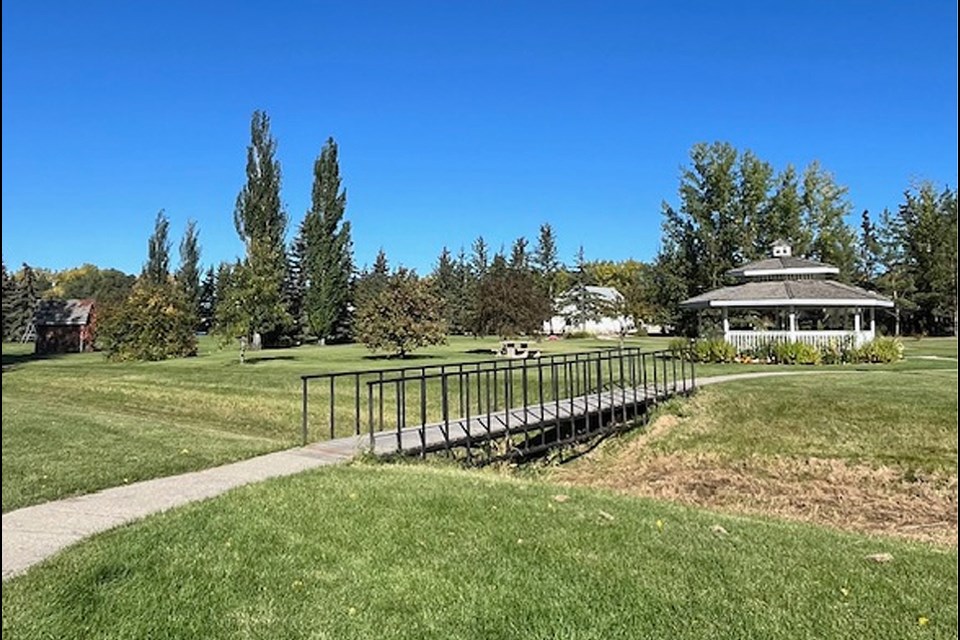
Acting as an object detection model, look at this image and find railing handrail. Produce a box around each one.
[360,348,674,387]
[726,329,869,334]
[299,345,648,381]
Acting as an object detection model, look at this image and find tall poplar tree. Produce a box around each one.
[143,210,171,285]
[302,137,353,345]
[226,110,291,346]
[176,219,201,325]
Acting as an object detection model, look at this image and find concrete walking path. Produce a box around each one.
[0,369,839,581]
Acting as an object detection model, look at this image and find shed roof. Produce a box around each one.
[726,256,839,278]
[680,280,893,309]
[34,299,95,326]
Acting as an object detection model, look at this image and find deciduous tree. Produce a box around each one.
[355,268,446,357]
[302,137,353,344]
[226,110,291,346]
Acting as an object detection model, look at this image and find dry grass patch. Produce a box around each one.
[556,371,959,547]
[559,447,958,546]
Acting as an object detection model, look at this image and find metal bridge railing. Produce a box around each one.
[299,347,694,454]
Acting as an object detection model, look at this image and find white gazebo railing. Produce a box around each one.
[725,329,875,352]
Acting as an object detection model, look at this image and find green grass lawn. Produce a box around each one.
[2,464,956,640]
[3,336,955,513]
[1,335,658,512]
[555,364,958,546]
[651,370,958,473]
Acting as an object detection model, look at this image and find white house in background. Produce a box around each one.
[544,286,635,336]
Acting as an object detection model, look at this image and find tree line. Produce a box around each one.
[652,141,957,336]
[3,133,956,358]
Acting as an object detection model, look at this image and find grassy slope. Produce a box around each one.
[554,363,958,545]
[3,337,955,513]
[1,335,645,512]
[653,370,958,473]
[2,465,956,640]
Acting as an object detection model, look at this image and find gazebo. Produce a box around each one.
[680,241,894,352]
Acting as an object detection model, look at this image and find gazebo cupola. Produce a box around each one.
[680,242,894,351]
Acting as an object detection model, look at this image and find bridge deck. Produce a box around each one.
[349,381,690,457]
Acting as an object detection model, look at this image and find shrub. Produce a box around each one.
[97,280,197,361]
[564,330,593,340]
[668,337,692,359]
[854,337,904,363]
[687,338,736,363]
[770,341,821,365]
[748,340,777,363]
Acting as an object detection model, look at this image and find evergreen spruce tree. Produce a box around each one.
[285,226,308,339]
[465,236,490,336]
[9,264,40,341]
[175,219,201,326]
[302,137,353,345]
[509,237,529,270]
[355,249,390,309]
[533,223,562,333]
[143,210,171,285]
[2,260,15,341]
[561,247,604,332]
[431,247,462,333]
[856,210,882,288]
[198,266,217,333]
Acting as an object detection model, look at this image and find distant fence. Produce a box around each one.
[726,330,874,352]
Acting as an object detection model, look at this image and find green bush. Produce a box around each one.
[668,337,691,359]
[747,340,777,363]
[854,337,904,363]
[564,330,593,340]
[97,280,197,361]
[772,341,822,365]
[684,336,904,366]
[687,338,736,363]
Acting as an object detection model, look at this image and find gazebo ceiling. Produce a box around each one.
[680,280,895,309]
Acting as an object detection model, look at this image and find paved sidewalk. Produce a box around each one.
[2,438,364,580]
[0,369,835,582]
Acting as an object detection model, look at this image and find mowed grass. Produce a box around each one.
[555,363,958,545]
[1,335,653,512]
[652,370,958,473]
[2,464,956,640]
[2,336,954,513]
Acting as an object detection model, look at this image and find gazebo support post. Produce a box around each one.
[854,308,862,344]
[722,308,730,342]
[869,308,876,337]
[788,306,797,341]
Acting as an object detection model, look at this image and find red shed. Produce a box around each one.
[34,299,96,354]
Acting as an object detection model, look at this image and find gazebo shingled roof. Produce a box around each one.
[680,280,895,309]
[725,255,839,278]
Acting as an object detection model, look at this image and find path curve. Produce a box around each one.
[0,368,858,581]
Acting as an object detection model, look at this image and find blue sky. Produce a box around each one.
[3,1,957,275]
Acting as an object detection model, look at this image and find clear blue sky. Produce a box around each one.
[3,1,957,276]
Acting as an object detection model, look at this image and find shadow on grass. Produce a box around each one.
[1,350,65,373]
[241,355,297,365]
[362,353,441,362]
[464,348,497,355]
